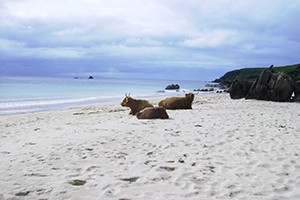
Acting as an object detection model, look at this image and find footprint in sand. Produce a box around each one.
[15,191,31,196]
[120,177,139,183]
[68,179,86,186]
[159,166,176,172]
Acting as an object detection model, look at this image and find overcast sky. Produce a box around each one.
[0,0,299,80]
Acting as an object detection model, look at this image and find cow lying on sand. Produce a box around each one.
[121,94,153,115]
[158,92,196,109]
[137,107,169,119]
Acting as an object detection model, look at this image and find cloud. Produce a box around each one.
[0,0,300,79]
[180,29,239,48]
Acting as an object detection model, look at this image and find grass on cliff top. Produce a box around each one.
[218,64,300,84]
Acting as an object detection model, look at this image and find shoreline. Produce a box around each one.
[0,91,215,116]
[1,93,299,199]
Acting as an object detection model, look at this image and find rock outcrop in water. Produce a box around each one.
[165,84,180,90]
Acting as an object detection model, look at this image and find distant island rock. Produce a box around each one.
[165,84,180,90]
[88,76,94,79]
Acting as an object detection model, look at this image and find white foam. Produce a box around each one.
[0,97,91,108]
[0,96,124,115]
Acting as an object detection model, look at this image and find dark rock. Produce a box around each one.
[165,84,180,90]
[193,88,214,92]
[292,81,300,102]
[194,88,207,92]
[204,83,220,87]
[246,69,294,102]
[246,69,273,100]
[219,84,226,89]
[212,78,221,83]
[229,78,252,99]
[88,76,94,79]
[271,73,294,101]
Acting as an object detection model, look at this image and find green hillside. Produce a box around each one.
[215,64,300,86]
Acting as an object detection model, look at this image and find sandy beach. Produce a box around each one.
[0,93,299,200]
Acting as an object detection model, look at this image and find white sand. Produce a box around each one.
[0,93,300,200]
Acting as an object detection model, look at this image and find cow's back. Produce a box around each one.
[158,97,185,109]
[137,107,169,119]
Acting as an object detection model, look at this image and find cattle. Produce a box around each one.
[121,94,153,115]
[158,92,196,109]
[136,107,169,119]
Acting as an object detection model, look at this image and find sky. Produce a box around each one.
[0,0,299,80]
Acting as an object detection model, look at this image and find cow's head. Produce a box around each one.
[121,93,132,107]
[185,93,194,100]
[183,91,197,100]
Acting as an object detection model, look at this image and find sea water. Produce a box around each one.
[0,76,208,115]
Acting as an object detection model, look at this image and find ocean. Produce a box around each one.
[0,76,209,115]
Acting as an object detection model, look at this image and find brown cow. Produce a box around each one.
[121,94,153,115]
[158,92,196,109]
[136,107,169,119]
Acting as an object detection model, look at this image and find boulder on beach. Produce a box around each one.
[246,68,294,102]
[165,84,180,90]
[229,78,252,99]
